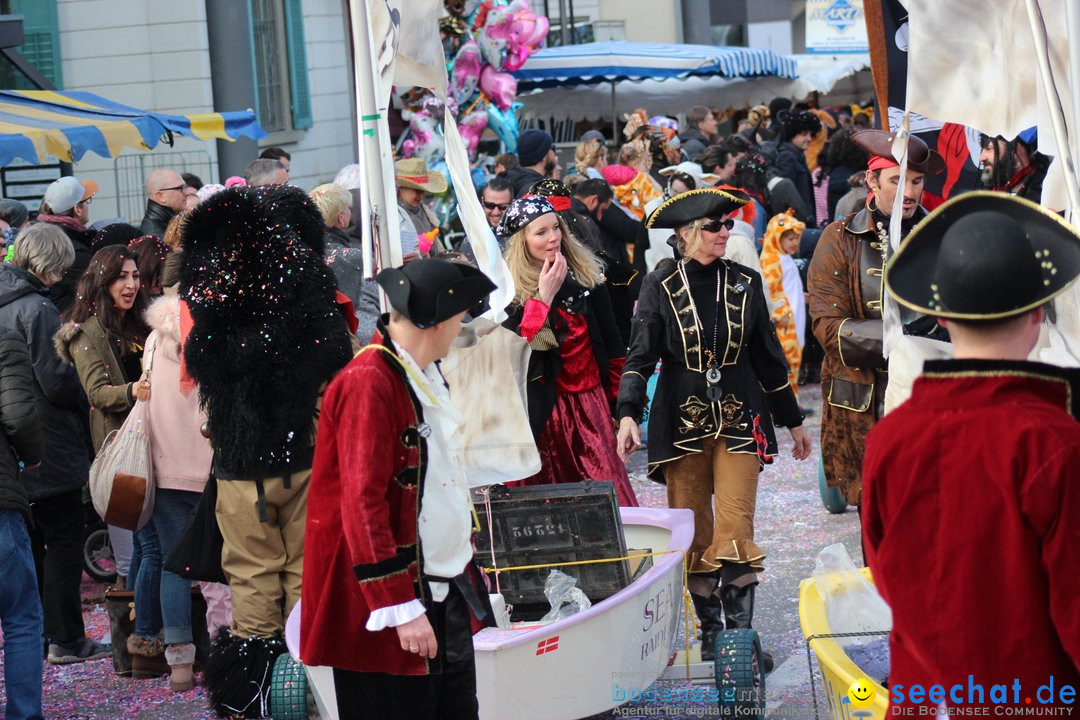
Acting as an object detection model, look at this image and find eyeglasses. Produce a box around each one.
[701,218,735,233]
[483,201,509,212]
[158,184,189,193]
[78,196,93,206]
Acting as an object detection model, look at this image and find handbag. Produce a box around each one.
[88,341,157,531]
[164,470,227,584]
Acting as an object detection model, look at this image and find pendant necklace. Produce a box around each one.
[680,260,724,403]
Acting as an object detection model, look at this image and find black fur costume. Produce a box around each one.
[180,184,353,478]
[180,185,352,717]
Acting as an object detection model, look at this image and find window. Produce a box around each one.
[248,0,311,133]
[0,0,63,89]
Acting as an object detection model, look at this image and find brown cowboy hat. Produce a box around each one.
[394,158,448,194]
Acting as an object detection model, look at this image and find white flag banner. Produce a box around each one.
[904,0,1080,366]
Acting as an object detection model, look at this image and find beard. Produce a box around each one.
[544,158,558,176]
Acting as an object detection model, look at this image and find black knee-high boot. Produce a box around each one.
[719,583,774,672]
[690,592,725,662]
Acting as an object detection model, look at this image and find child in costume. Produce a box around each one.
[760,211,807,395]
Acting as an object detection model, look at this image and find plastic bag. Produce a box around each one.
[539,570,592,624]
[812,543,892,644]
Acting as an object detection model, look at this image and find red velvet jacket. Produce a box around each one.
[863,360,1080,709]
[301,332,486,675]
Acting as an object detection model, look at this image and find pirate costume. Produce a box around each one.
[616,189,803,665]
[806,129,946,505]
[499,197,638,507]
[864,193,1080,708]
[302,259,497,720]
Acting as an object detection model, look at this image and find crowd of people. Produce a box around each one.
[0,89,1075,720]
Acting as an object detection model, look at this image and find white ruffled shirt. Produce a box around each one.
[364,342,474,632]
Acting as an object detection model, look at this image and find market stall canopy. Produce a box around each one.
[0,90,265,166]
[513,41,798,90]
[518,53,870,124]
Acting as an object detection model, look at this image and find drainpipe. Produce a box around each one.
[205,0,258,182]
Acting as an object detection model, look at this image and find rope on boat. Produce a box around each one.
[480,548,698,679]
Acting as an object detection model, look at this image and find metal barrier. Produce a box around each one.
[112,150,216,220]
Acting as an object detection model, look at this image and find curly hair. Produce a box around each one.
[574,138,605,175]
[825,128,870,175]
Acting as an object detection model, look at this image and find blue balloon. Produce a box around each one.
[487,101,523,154]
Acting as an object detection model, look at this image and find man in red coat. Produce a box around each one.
[302,258,497,719]
[864,193,1080,712]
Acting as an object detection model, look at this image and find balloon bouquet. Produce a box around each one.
[396,0,548,230]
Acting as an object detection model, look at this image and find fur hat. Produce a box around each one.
[180,185,352,475]
[778,110,822,142]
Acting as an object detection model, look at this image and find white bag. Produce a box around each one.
[441,317,540,486]
[88,342,156,531]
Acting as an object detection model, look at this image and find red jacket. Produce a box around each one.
[301,332,488,675]
[863,360,1080,710]
[301,333,432,675]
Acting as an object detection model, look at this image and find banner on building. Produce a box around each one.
[805,0,868,54]
[863,0,980,208]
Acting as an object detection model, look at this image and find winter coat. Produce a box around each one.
[36,217,95,315]
[678,128,709,163]
[54,316,136,453]
[139,199,176,239]
[0,264,89,501]
[143,295,212,493]
[322,227,380,342]
[774,141,816,226]
[503,165,545,199]
[0,326,43,518]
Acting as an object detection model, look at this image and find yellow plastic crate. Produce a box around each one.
[799,568,890,720]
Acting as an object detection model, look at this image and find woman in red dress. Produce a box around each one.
[499,197,637,506]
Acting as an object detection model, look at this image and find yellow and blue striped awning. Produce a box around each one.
[0,90,265,165]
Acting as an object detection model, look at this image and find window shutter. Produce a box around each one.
[282,0,312,130]
[12,0,63,89]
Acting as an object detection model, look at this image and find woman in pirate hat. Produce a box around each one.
[615,188,812,666]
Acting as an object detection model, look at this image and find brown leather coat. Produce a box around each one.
[807,206,925,504]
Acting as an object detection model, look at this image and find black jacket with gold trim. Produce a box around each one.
[617,257,802,480]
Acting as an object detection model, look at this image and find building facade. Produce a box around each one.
[7,0,356,220]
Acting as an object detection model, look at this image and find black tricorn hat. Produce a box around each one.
[852,129,946,175]
[376,258,496,329]
[885,192,1080,321]
[645,188,749,229]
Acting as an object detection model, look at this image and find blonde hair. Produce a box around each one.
[675,220,707,259]
[309,183,352,227]
[574,139,604,175]
[504,214,604,304]
[162,211,189,251]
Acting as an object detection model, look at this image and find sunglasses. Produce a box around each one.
[483,201,509,211]
[701,218,735,233]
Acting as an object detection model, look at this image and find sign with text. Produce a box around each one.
[806,0,868,54]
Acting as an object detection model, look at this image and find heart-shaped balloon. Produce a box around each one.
[480,65,518,111]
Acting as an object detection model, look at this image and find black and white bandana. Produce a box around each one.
[495,196,556,241]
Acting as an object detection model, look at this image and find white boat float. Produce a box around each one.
[285,506,694,720]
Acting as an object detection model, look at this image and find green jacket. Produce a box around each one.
[54,316,135,452]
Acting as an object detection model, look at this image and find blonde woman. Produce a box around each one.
[574,137,607,179]
[615,189,811,667]
[497,197,637,507]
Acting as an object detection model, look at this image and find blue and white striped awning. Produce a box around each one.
[513,41,798,89]
[0,90,265,166]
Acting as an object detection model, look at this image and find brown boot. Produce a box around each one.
[127,633,169,678]
[165,643,197,692]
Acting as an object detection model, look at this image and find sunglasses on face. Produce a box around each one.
[701,218,735,233]
[483,201,509,211]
